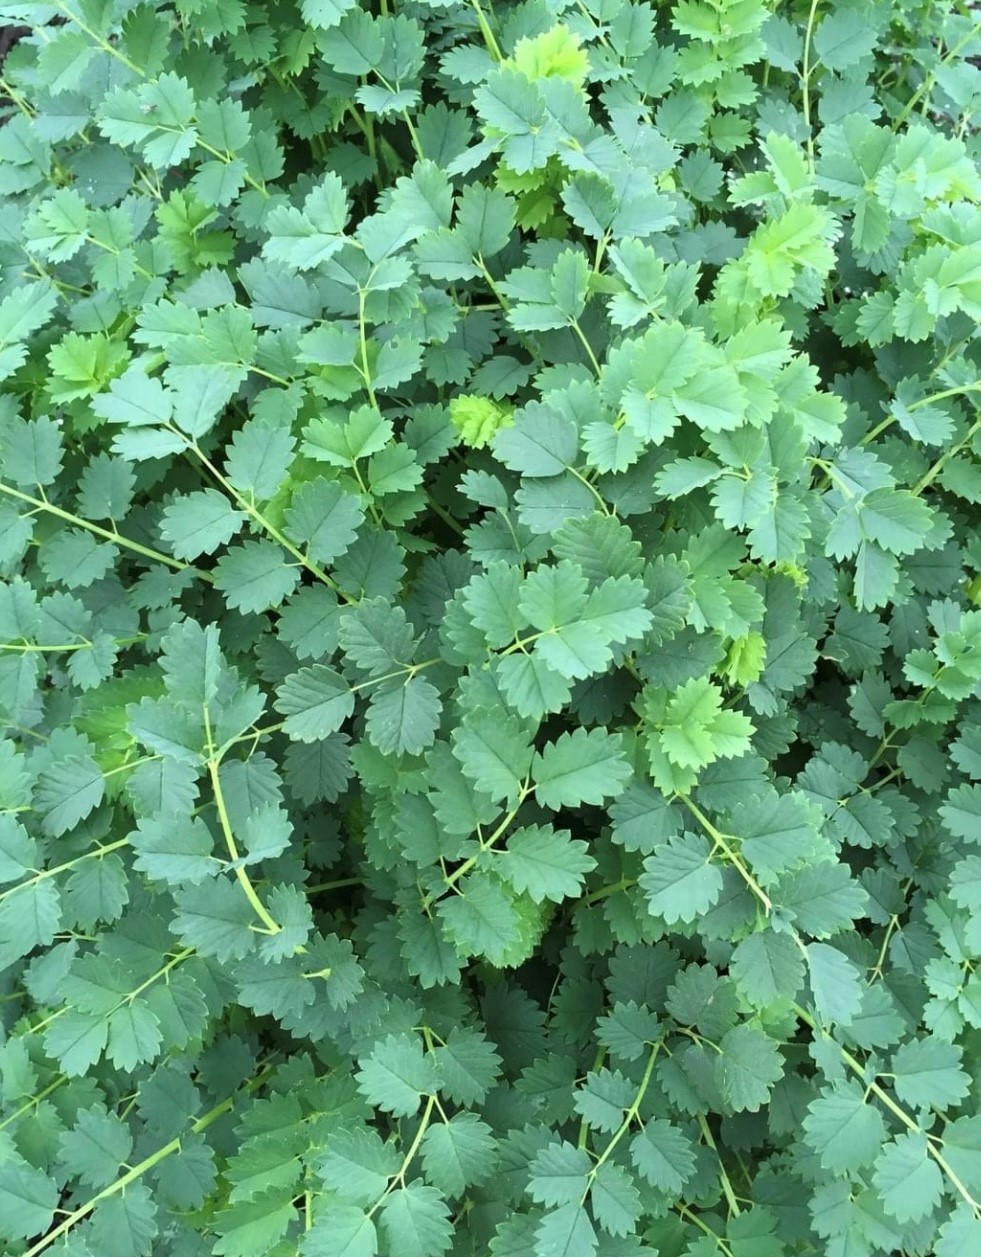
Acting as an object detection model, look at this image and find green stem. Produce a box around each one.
[0,641,91,652]
[583,1042,661,1193]
[358,287,381,415]
[205,714,282,937]
[571,321,602,376]
[894,26,980,129]
[187,443,354,603]
[801,0,822,172]
[677,1205,737,1257]
[680,796,773,914]
[24,1068,274,1257]
[913,416,981,495]
[0,482,201,576]
[794,1004,981,1216]
[469,0,503,61]
[567,464,612,514]
[582,878,637,906]
[862,383,981,449]
[54,0,143,75]
[306,877,363,895]
[0,840,131,905]
[0,635,145,654]
[0,1076,66,1133]
[696,1114,741,1217]
[422,786,530,908]
[368,1094,437,1216]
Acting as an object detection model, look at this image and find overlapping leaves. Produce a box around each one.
[0,1,980,1256]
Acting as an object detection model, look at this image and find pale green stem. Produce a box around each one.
[0,482,201,576]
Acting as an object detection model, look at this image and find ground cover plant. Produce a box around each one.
[0,0,980,1253]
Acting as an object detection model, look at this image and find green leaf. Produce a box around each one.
[940,784,981,839]
[379,1185,453,1257]
[420,1113,497,1197]
[212,1190,296,1257]
[356,1033,437,1117]
[319,1128,399,1205]
[338,598,416,676]
[890,1038,970,1110]
[730,929,805,1007]
[0,414,64,487]
[493,404,578,477]
[596,1002,661,1063]
[640,833,723,924]
[58,1105,132,1189]
[34,753,104,837]
[284,479,365,564]
[532,729,632,809]
[0,815,36,883]
[43,1009,108,1077]
[777,862,868,937]
[171,880,257,961]
[264,174,350,270]
[302,1205,377,1257]
[213,540,300,613]
[497,825,596,903]
[858,488,934,556]
[533,1203,598,1257]
[803,1082,888,1174]
[276,665,355,741]
[806,942,864,1026]
[437,872,521,965]
[365,676,442,757]
[224,419,296,501]
[528,1141,592,1207]
[432,1027,501,1105]
[301,0,358,30]
[160,489,246,560]
[0,1160,58,1242]
[576,1068,635,1136]
[813,10,879,70]
[872,1132,943,1223]
[452,709,534,803]
[630,1119,696,1193]
[589,1162,642,1237]
[716,1025,784,1112]
[106,999,162,1071]
[0,283,58,380]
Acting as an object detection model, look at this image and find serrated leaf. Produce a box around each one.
[532,729,632,809]
[803,1082,888,1174]
[302,1205,377,1257]
[0,1160,58,1242]
[452,709,534,803]
[630,1119,696,1193]
[716,1024,784,1112]
[34,754,104,837]
[420,1113,496,1197]
[356,1033,437,1117]
[497,825,596,903]
[872,1132,943,1223]
[640,833,723,924]
[379,1184,453,1257]
[806,942,864,1026]
[160,490,246,560]
[275,665,355,742]
[890,1037,971,1110]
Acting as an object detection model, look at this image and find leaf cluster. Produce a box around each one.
[1,1,981,1255]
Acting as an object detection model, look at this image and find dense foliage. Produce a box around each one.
[1,0,980,1254]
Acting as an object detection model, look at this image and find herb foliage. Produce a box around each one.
[1,1,981,1254]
